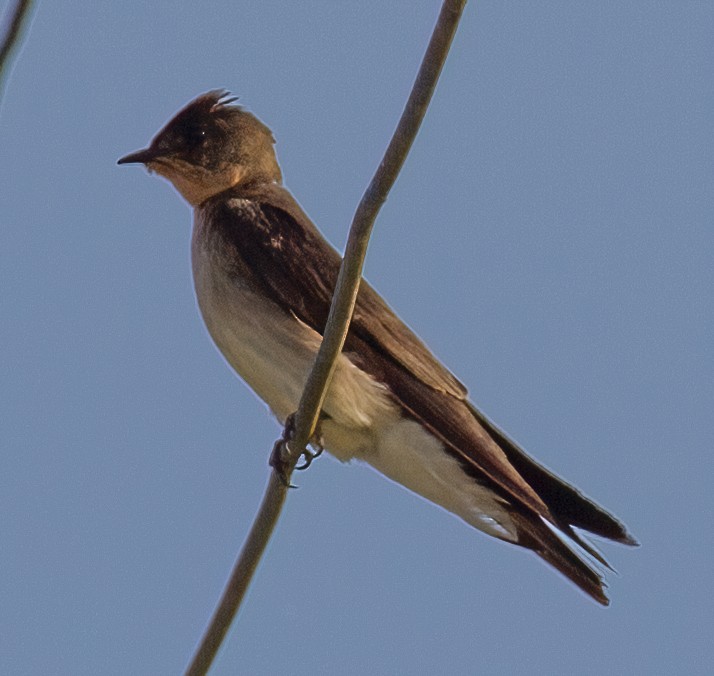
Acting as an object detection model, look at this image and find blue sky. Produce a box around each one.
[1,2,712,674]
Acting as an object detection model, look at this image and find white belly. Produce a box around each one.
[190,215,517,540]
[191,229,397,460]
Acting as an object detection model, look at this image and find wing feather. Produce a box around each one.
[207,184,549,518]
[198,183,637,604]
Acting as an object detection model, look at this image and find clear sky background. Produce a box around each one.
[1,2,711,674]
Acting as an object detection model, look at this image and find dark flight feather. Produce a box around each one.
[199,180,637,603]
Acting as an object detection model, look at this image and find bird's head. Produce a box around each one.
[118,90,282,206]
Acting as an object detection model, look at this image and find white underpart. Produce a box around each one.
[370,419,516,539]
[192,212,517,541]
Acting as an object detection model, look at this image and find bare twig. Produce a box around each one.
[185,1,467,674]
[290,0,467,461]
[0,0,34,100]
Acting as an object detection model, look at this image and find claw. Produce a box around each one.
[268,413,324,485]
[295,445,324,471]
[269,438,296,487]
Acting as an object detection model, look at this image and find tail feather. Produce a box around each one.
[464,403,639,603]
[510,510,611,605]
[468,402,638,546]
[560,524,613,570]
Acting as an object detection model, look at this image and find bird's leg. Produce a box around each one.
[269,435,296,488]
[269,412,325,486]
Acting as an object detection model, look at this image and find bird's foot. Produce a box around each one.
[269,413,324,487]
[295,444,324,471]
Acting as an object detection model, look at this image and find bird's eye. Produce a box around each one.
[189,127,208,147]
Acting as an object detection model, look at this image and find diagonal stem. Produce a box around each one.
[0,0,34,102]
[185,2,467,674]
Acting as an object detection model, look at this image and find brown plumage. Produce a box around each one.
[119,91,637,605]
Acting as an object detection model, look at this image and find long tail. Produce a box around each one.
[509,509,610,605]
[468,402,638,604]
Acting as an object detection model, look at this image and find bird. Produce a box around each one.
[118,90,637,605]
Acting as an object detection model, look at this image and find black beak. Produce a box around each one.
[117,146,161,165]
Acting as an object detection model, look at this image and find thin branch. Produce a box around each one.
[0,0,34,99]
[290,0,467,455]
[185,1,467,673]
[185,473,288,676]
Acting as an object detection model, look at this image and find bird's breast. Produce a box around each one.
[190,208,397,459]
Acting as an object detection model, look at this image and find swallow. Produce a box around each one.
[118,90,637,605]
